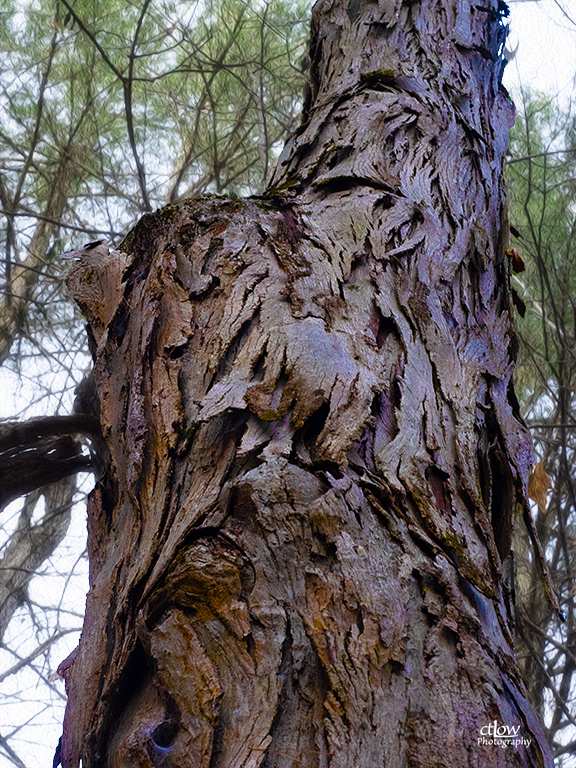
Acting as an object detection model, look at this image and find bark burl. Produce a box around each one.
[62,0,551,766]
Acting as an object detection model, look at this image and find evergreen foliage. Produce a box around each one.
[508,88,576,761]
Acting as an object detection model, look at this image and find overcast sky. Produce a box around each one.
[504,0,576,101]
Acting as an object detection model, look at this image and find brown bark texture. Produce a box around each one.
[62,0,551,766]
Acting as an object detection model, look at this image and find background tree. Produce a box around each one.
[0,1,307,765]
[59,0,554,765]
[508,87,576,764]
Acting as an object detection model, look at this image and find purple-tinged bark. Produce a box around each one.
[62,0,551,766]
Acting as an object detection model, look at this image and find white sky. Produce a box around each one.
[504,0,576,100]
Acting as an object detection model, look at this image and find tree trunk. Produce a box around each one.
[0,143,84,365]
[0,477,76,640]
[62,0,552,766]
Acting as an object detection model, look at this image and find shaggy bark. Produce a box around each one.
[62,0,552,766]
